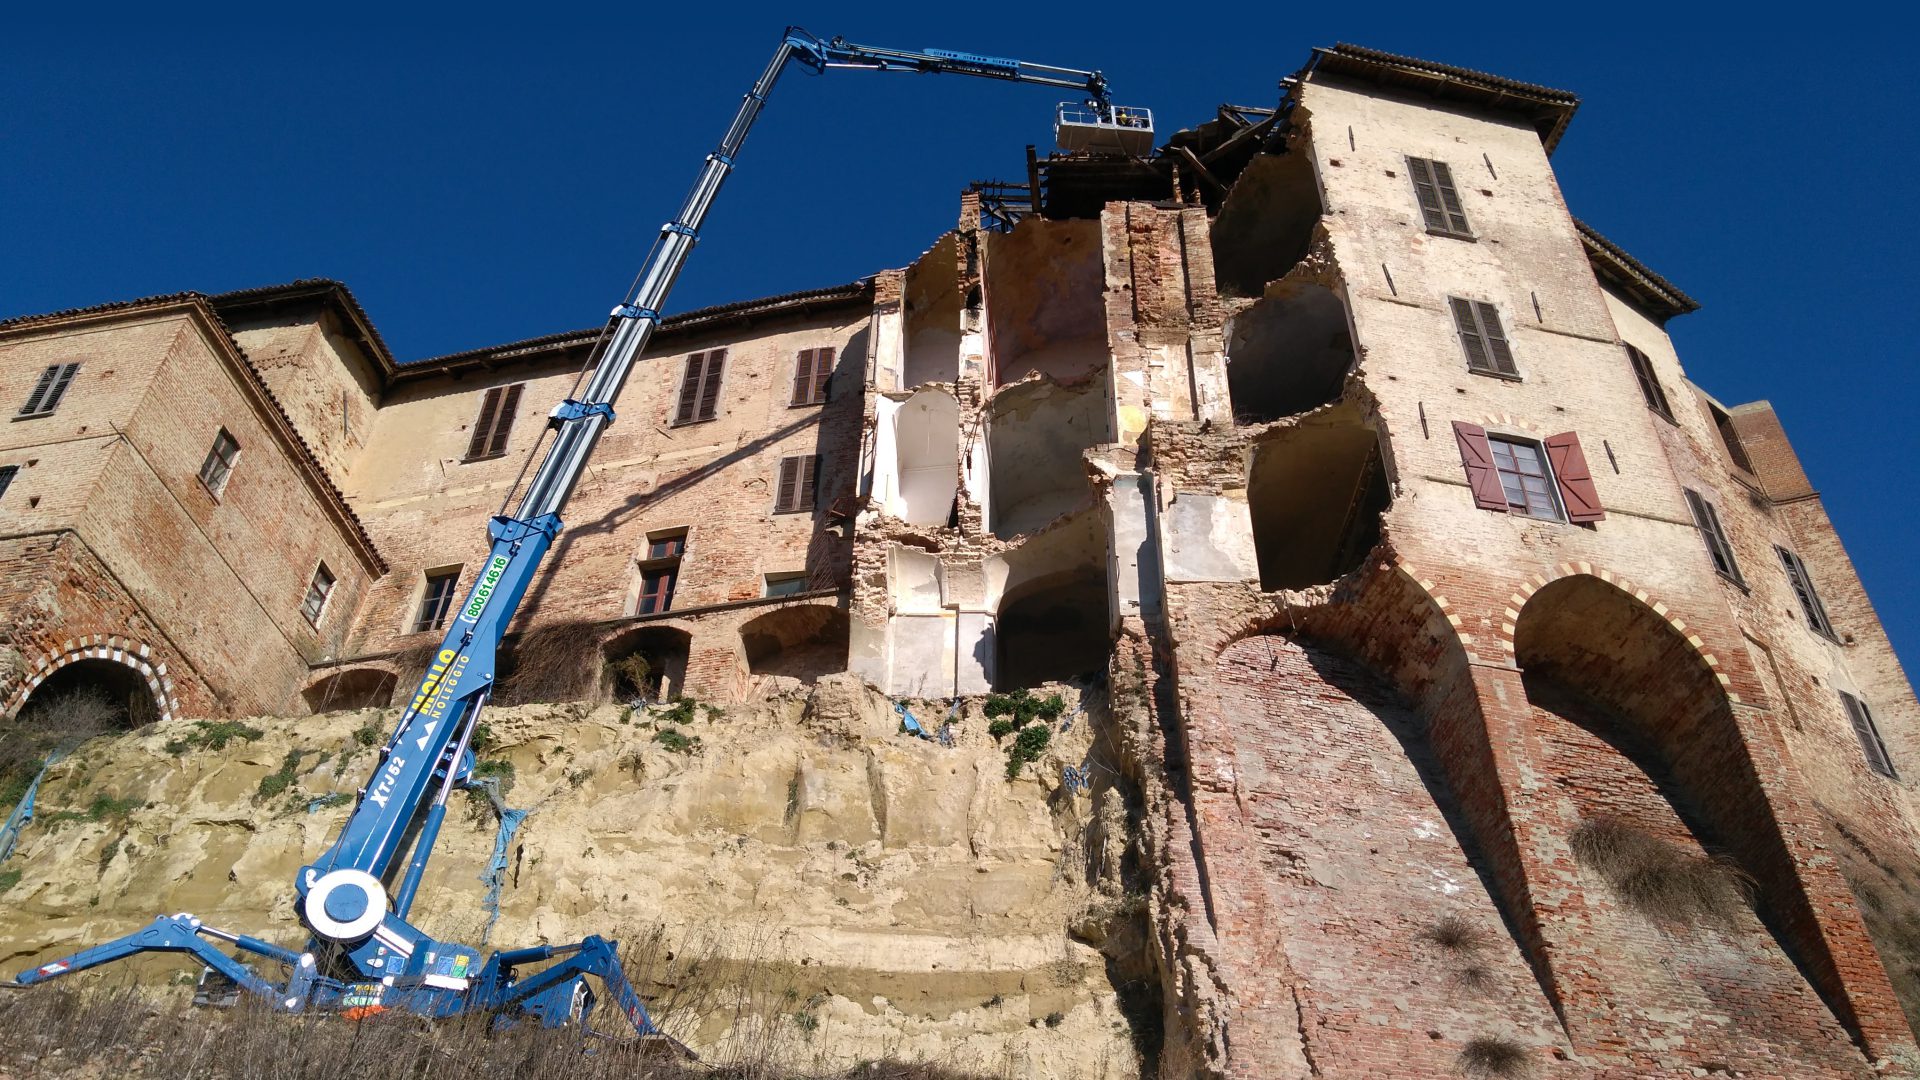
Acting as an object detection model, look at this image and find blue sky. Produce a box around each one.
[4,7,1916,671]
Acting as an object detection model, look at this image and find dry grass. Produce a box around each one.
[1569,818,1753,926]
[1422,913,1489,953]
[1457,1036,1532,1078]
[0,688,120,807]
[494,622,606,705]
[0,926,988,1079]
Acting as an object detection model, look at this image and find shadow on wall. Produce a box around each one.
[1248,404,1390,591]
[994,567,1109,691]
[1225,282,1354,426]
[1212,150,1322,299]
[741,604,849,683]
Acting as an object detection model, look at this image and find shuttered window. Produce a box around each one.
[1708,403,1754,473]
[412,568,461,634]
[1682,488,1744,585]
[674,350,726,424]
[1449,298,1518,378]
[301,563,336,627]
[1840,691,1897,779]
[464,383,523,461]
[198,428,241,497]
[0,465,16,502]
[1455,423,1603,523]
[1625,345,1674,421]
[790,347,835,406]
[774,455,817,514]
[1408,157,1472,238]
[18,362,80,418]
[1777,546,1837,640]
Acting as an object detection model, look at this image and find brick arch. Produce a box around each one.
[1498,563,1736,703]
[1511,571,1874,1052]
[3,635,175,724]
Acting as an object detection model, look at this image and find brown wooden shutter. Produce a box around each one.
[791,349,814,405]
[1453,421,1508,511]
[486,383,523,457]
[1843,692,1897,778]
[1432,160,1470,235]
[674,353,704,424]
[1474,302,1517,376]
[1544,432,1605,522]
[776,456,800,512]
[811,347,834,403]
[697,349,726,420]
[20,365,59,415]
[1450,298,1493,373]
[799,454,817,510]
[1409,158,1445,231]
[467,386,504,459]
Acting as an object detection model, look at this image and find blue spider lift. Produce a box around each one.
[5,26,1148,1047]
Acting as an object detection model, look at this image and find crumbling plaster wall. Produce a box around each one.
[227,310,383,482]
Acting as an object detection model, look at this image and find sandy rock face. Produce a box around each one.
[0,676,1141,1079]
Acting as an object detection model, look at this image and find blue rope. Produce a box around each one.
[0,753,62,864]
[469,777,528,945]
[893,700,930,740]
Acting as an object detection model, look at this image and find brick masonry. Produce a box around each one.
[3,44,1919,1080]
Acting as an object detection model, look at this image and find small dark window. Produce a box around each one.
[764,572,808,597]
[674,350,726,425]
[1682,488,1744,585]
[1777,546,1837,640]
[790,347,835,406]
[0,464,17,502]
[413,568,462,634]
[301,563,336,626]
[464,383,524,461]
[635,530,686,615]
[1841,691,1897,779]
[1625,345,1674,422]
[1488,436,1561,520]
[18,362,80,418]
[198,428,241,497]
[1408,157,1472,238]
[774,455,817,514]
[1449,298,1518,378]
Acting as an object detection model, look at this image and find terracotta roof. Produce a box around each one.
[391,279,875,382]
[1575,218,1700,322]
[0,291,386,573]
[1304,43,1581,153]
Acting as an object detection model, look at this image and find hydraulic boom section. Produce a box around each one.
[9,25,1146,1042]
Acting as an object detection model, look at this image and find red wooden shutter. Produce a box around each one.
[674,354,704,424]
[811,347,834,403]
[486,383,523,457]
[467,386,503,459]
[697,349,726,420]
[776,456,800,512]
[1544,431,1605,522]
[1453,421,1508,511]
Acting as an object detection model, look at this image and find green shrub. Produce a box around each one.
[653,728,699,755]
[255,751,305,803]
[1005,724,1052,780]
[0,868,19,895]
[164,720,264,755]
[984,689,1066,728]
[352,721,383,748]
[987,718,1016,740]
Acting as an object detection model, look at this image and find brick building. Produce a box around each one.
[4,42,1920,1078]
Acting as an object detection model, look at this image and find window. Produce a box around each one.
[1407,157,1472,238]
[790,347,835,406]
[774,455,817,514]
[1449,298,1518,378]
[1682,488,1744,585]
[0,465,16,502]
[198,428,241,497]
[1707,402,1754,473]
[1453,423,1605,523]
[673,349,726,425]
[17,362,80,418]
[764,572,808,597]
[1841,691,1897,779]
[464,383,523,461]
[412,568,462,634]
[1624,345,1674,421]
[635,530,686,615]
[1777,546,1837,640]
[301,563,336,626]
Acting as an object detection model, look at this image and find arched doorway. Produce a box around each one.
[604,625,692,704]
[993,568,1109,691]
[302,667,399,713]
[3,657,161,801]
[739,605,848,685]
